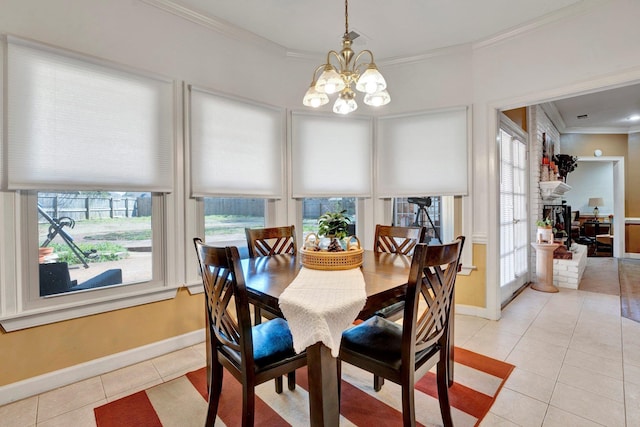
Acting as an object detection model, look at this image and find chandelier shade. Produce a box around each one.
[355,65,386,94]
[302,0,390,114]
[364,89,390,107]
[303,82,330,108]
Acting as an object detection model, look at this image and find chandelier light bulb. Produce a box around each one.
[333,89,358,114]
[303,84,330,108]
[316,66,345,95]
[364,89,391,107]
[355,65,386,94]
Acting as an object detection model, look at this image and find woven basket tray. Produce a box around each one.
[300,235,363,270]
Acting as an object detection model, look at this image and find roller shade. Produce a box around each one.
[291,113,372,197]
[6,36,174,191]
[189,87,284,198]
[377,108,468,197]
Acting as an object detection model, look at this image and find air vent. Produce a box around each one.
[347,30,360,41]
[577,114,588,119]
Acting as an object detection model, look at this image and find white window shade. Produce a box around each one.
[291,113,372,197]
[190,87,284,198]
[376,108,468,197]
[6,37,174,191]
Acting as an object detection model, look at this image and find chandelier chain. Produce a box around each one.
[344,0,349,38]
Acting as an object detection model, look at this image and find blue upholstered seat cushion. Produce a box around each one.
[252,317,297,368]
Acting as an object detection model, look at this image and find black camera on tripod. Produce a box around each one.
[408,197,432,208]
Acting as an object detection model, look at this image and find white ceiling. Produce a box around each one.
[149,0,640,133]
[162,0,584,59]
[544,84,640,134]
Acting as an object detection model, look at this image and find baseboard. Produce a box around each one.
[626,252,640,260]
[0,329,205,406]
[455,303,492,319]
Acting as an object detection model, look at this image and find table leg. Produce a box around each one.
[307,342,340,427]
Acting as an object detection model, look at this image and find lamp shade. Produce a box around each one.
[588,197,604,207]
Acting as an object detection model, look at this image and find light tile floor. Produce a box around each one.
[2,273,639,426]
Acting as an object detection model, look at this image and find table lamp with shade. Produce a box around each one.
[588,197,604,219]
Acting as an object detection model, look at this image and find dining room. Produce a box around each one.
[2,1,640,426]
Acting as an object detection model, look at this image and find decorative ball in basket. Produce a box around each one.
[300,233,364,270]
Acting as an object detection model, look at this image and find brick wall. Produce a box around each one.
[553,244,588,289]
[529,106,562,276]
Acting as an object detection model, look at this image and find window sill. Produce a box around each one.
[0,286,179,332]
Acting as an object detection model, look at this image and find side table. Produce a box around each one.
[530,242,561,293]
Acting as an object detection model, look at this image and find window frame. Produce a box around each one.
[0,190,178,332]
[0,39,181,332]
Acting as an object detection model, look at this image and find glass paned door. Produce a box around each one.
[499,126,528,304]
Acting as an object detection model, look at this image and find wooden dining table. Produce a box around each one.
[240,250,418,427]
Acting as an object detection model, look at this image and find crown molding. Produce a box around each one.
[540,102,567,133]
[287,43,472,67]
[142,0,606,67]
[473,0,607,50]
[561,126,640,135]
[140,0,286,55]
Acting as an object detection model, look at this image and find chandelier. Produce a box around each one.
[302,0,390,115]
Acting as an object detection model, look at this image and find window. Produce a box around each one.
[291,113,372,198]
[499,116,528,304]
[393,196,443,244]
[377,108,468,197]
[0,37,176,330]
[189,87,284,199]
[203,197,265,253]
[38,192,152,297]
[302,198,356,239]
[6,37,173,191]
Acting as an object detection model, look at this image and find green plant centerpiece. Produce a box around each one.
[317,210,351,252]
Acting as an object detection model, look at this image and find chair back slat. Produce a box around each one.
[194,238,254,367]
[374,224,426,255]
[245,226,297,258]
[403,236,465,355]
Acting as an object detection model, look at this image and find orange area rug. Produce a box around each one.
[95,347,514,426]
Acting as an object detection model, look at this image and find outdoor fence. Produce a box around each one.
[38,195,148,222]
[38,195,358,223]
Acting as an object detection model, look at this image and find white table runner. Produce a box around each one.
[278,267,366,357]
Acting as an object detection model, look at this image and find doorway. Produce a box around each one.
[568,156,625,258]
[499,114,529,305]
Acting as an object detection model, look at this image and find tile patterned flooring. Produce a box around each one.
[1,258,639,426]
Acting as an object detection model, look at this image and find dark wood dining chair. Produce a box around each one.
[373,224,427,322]
[244,225,299,390]
[371,224,428,390]
[374,224,426,255]
[245,225,297,323]
[245,225,297,258]
[193,238,307,426]
[339,237,465,427]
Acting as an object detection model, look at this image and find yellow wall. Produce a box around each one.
[0,288,204,386]
[626,132,640,253]
[561,133,628,158]
[503,107,528,132]
[455,243,486,307]
[628,132,640,217]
